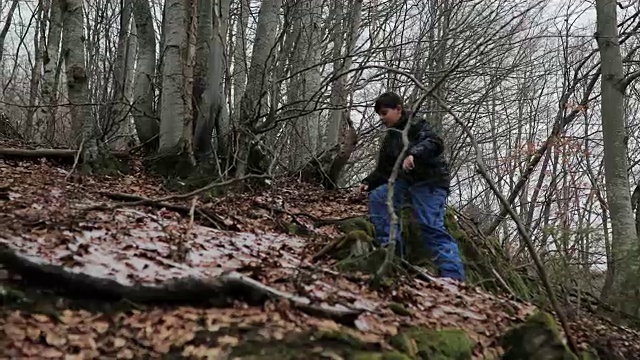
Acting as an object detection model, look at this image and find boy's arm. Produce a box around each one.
[361,149,387,190]
[361,161,384,189]
[408,119,444,161]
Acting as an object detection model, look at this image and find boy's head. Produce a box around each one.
[374,92,404,127]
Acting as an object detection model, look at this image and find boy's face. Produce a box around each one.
[377,106,403,128]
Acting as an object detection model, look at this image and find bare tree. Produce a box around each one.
[595,0,640,309]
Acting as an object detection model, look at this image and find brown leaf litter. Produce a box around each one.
[1,158,640,359]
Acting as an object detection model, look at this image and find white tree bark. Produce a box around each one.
[60,0,100,159]
[131,0,158,149]
[0,0,19,64]
[37,0,63,144]
[326,0,361,149]
[110,0,134,150]
[182,0,199,164]
[595,0,639,307]
[158,0,187,154]
[26,1,46,140]
[232,0,249,119]
[194,0,231,159]
[193,0,212,156]
[235,0,283,176]
[298,0,323,157]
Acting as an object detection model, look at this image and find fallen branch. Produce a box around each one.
[252,200,363,226]
[97,191,229,230]
[0,147,129,160]
[0,245,362,322]
[83,174,270,215]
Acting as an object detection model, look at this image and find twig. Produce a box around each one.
[65,137,85,182]
[187,197,197,230]
[311,236,346,262]
[374,90,431,283]
[431,93,580,355]
[490,266,517,298]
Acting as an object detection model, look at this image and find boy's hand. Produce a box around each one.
[402,155,415,171]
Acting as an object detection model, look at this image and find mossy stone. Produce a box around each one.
[501,311,577,360]
[338,217,376,237]
[350,352,412,360]
[390,327,474,360]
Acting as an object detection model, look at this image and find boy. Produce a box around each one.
[359,92,465,282]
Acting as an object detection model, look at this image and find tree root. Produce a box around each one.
[0,245,362,323]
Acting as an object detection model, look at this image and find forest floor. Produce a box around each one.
[1,148,640,359]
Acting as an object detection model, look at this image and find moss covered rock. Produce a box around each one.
[228,328,398,359]
[390,327,474,360]
[501,311,578,360]
[337,217,376,237]
[350,352,412,360]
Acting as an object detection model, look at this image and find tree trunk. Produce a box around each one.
[193,0,212,157]
[158,0,188,154]
[193,0,231,162]
[210,0,231,164]
[39,0,63,144]
[25,1,46,140]
[181,0,199,166]
[325,0,345,150]
[235,0,283,177]
[293,0,323,165]
[131,0,159,151]
[232,0,249,119]
[60,0,101,160]
[109,0,134,150]
[0,0,19,65]
[595,0,639,309]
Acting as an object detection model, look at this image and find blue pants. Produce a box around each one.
[368,180,465,281]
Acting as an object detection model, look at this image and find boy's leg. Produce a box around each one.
[409,184,465,281]
[368,180,409,255]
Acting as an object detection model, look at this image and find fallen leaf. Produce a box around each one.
[41,347,64,358]
[114,337,127,348]
[116,348,135,359]
[91,321,109,334]
[4,323,26,341]
[45,331,68,347]
[217,335,239,346]
[32,314,50,323]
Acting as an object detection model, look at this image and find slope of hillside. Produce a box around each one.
[1,155,639,359]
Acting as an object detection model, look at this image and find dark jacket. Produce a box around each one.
[361,111,451,191]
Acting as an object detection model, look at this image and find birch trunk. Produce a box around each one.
[595,0,639,309]
[131,0,158,151]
